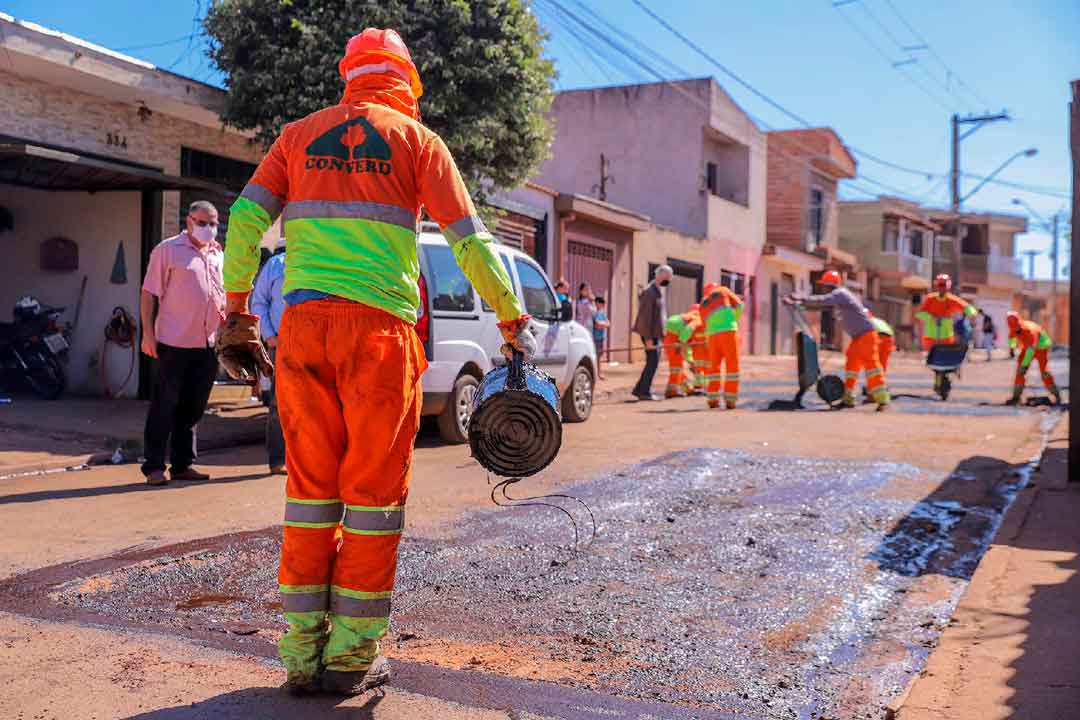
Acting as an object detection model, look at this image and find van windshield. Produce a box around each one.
[422,245,475,312]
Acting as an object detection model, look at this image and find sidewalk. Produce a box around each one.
[892,416,1080,719]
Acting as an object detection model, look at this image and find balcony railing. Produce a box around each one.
[988,255,1023,276]
[897,253,930,277]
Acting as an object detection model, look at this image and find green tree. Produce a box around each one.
[204,0,555,199]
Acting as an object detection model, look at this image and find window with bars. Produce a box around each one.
[720,269,746,296]
[806,187,825,251]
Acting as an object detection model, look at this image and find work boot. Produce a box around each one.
[841,392,856,409]
[321,657,391,696]
[170,467,210,481]
[708,400,720,409]
[875,402,890,413]
[282,673,320,697]
[664,388,680,399]
[1049,386,1062,406]
[1004,396,1021,406]
[269,464,287,476]
[145,470,168,486]
[725,401,737,410]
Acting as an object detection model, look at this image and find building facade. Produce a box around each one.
[758,128,858,354]
[838,197,938,350]
[532,79,767,352]
[929,210,1028,349]
[0,14,266,397]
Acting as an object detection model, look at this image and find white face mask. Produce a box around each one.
[190,222,217,245]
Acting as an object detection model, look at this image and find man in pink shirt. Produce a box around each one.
[139,201,226,486]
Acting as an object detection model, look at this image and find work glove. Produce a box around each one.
[498,314,537,364]
[215,312,274,384]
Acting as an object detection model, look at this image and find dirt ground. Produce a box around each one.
[0,351,1068,719]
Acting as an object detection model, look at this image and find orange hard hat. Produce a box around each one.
[934,274,952,291]
[819,270,842,286]
[702,282,720,297]
[690,303,701,311]
[339,28,423,99]
[1006,311,1020,328]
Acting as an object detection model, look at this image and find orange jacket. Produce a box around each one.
[224,74,522,325]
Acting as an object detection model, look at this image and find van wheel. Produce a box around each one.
[438,374,478,444]
[561,364,593,423]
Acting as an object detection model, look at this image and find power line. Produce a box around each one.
[115,34,197,52]
[880,0,995,110]
[626,1,1069,202]
[832,3,956,112]
[542,0,932,204]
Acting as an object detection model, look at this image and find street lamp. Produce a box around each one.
[960,148,1038,204]
[1012,196,1066,336]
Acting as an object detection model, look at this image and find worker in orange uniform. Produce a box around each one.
[785,271,890,410]
[662,307,703,397]
[915,274,977,350]
[214,29,535,697]
[1004,312,1061,405]
[700,283,743,409]
[915,274,976,395]
[869,312,896,373]
[687,303,708,394]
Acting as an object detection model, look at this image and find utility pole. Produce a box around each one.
[1050,212,1059,338]
[1021,249,1039,279]
[950,111,1011,287]
[1069,79,1078,482]
[592,153,613,202]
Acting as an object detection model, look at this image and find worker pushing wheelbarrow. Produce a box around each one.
[783,271,891,411]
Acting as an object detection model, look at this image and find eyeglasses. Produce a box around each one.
[191,219,219,229]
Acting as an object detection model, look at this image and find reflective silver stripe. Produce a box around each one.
[283,200,416,231]
[443,215,488,244]
[282,590,329,613]
[285,501,344,525]
[330,593,392,618]
[344,507,404,533]
[240,182,283,221]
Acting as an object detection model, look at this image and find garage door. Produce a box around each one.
[567,239,613,311]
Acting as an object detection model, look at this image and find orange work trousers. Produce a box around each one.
[705,331,739,407]
[1013,347,1056,395]
[663,331,687,396]
[689,330,708,391]
[276,299,426,680]
[845,331,888,405]
[876,333,895,373]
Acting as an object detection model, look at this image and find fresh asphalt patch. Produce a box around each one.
[0,440,1050,719]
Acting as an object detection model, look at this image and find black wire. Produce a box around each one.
[488,476,598,552]
[500,479,597,550]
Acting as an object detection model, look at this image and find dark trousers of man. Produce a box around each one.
[632,335,661,396]
[141,343,218,476]
[266,348,285,468]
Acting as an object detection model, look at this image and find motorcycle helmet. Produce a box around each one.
[13,295,41,322]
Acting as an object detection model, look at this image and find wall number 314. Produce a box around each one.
[106,133,128,149]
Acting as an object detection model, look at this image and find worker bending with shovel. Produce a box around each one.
[700,282,743,409]
[216,28,534,696]
[663,306,703,398]
[785,271,890,411]
[1004,311,1061,405]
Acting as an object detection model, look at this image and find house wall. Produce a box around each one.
[0,69,262,238]
[839,203,887,271]
[534,80,710,238]
[0,186,142,397]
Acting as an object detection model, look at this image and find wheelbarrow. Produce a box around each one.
[926,342,967,401]
[777,305,845,409]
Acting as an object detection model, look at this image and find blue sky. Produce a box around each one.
[3,0,1075,279]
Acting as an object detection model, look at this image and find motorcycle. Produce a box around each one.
[0,296,69,400]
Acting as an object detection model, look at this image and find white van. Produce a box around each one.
[416,223,596,443]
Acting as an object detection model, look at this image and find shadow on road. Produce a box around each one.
[869,454,1028,580]
[0,473,269,505]
[121,687,384,719]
